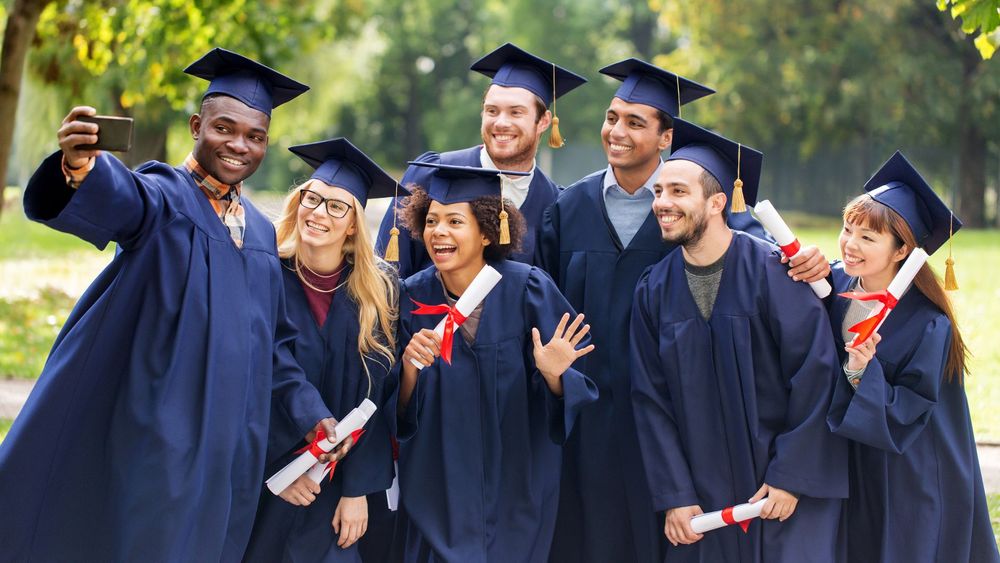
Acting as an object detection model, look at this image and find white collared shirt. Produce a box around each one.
[480,148,535,209]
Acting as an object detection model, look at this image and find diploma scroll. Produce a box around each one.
[266,399,377,495]
[409,264,503,369]
[386,460,400,511]
[841,248,928,347]
[689,499,767,534]
[753,200,832,299]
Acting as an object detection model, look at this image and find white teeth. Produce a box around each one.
[658,214,681,224]
[220,156,244,166]
[610,143,632,152]
[494,134,515,142]
[305,220,329,233]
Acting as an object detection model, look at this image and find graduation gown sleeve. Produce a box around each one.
[24,151,170,250]
[523,267,599,443]
[759,253,847,497]
[629,270,700,511]
[827,316,946,455]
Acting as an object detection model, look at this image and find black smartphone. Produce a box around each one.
[76,115,134,152]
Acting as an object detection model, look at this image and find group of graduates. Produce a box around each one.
[0,40,997,563]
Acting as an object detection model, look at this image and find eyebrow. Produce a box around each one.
[212,114,268,136]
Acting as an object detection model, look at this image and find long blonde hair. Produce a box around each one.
[275,179,398,372]
[843,194,968,383]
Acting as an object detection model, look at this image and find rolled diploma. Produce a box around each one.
[266,399,377,495]
[753,200,832,299]
[690,499,767,534]
[853,247,928,344]
[385,460,400,511]
[409,264,503,369]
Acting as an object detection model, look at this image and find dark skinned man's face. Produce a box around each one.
[189,95,270,185]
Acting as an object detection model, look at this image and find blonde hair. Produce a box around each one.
[843,194,968,382]
[275,179,398,377]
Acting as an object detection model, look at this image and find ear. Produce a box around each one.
[537,109,552,133]
[189,113,201,139]
[346,219,357,236]
[658,127,673,151]
[709,192,728,216]
[481,234,492,248]
[891,244,910,264]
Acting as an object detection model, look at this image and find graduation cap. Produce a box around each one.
[288,138,400,208]
[863,151,962,289]
[470,43,587,148]
[665,118,762,213]
[599,58,714,118]
[184,48,309,116]
[408,161,530,244]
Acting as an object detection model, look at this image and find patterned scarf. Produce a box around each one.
[184,153,246,248]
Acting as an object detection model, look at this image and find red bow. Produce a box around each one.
[721,506,752,533]
[838,289,899,346]
[297,429,366,482]
[297,428,332,459]
[410,298,468,364]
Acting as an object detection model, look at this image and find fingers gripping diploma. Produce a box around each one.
[310,417,354,464]
[665,505,704,546]
[780,245,831,283]
[402,329,442,369]
[749,483,799,522]
[531,313,596,396]
[278,474,322,507]
[59,106,101,167]
[846,332,881,372]
[332,496,368,549]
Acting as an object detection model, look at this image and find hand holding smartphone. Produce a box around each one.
[76,115,134,152]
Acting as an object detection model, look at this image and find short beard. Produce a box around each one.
[662,211,708,248]
[485,136,539,170]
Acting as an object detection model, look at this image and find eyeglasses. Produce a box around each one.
[299,188,353,219]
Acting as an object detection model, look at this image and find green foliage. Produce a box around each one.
[938,0,1000,58]
[0,287,75,379]
[0,419,12,444]
[990,493,1000,544]
[0,189,100,259]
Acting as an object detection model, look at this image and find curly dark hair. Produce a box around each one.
[399,186,526,262]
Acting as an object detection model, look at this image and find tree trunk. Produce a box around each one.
[956,37,987,228]
[0,0,52,220]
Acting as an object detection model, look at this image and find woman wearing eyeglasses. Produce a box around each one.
[243,139,402,563]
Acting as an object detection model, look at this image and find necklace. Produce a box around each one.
[295,256,348,294]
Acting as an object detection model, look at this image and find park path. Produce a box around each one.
[2,378,1000,493]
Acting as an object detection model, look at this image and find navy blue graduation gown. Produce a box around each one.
[825,263,1000,563]
[395,260,598,563]
[0,152,332,562]
[629,231,847,563]
[375,146,560,278]
[244,264,397,563]
[534,169,769,563]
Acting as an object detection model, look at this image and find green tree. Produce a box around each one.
[938,0,1000,59]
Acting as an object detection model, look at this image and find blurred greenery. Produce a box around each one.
[3,0,995,224]
[991,493,1000,544]
[0,188,100,259]
[0,418,12,443]
[0,287,74,379]
[937,0,1000,58]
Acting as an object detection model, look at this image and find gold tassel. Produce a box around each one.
[548,116,564,148]
[547,64,564,149]
[499,209,511,245]
[944,213,958,290]
[944,257,958,291]
[730,178,747,213]
[730,144,747,213]
[384,227,400,262]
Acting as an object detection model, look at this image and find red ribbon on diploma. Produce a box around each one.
[779,239,801,258]
[721,506,751,533]
[410,298,468,364]
[297,429,366,482]
[838,289,898,346]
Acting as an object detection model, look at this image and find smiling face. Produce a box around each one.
[653,159,726,247]
[189,95,270,185]
[422,200,490,275]
[296,181,357,253]
[838,220,908,279]
[601,97,671,173]
[480,85,550,169]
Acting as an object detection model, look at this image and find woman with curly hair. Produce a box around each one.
[393,162,599,563]
[244,139,400,563]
